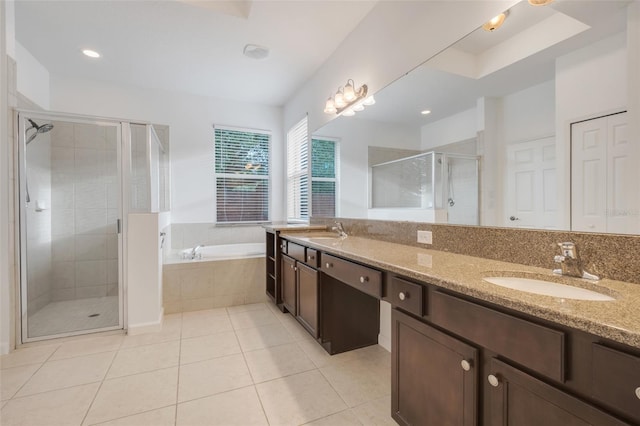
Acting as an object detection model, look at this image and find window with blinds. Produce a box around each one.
[286,117,309,221]
[214,127,270,223]
[311,138,339,217]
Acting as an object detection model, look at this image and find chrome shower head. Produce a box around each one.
[26,119,54,145]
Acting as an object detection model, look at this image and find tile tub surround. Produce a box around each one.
[163,257,267,314]
[282,232,640,348]
[310,217,640,284]
[0,304,394,426]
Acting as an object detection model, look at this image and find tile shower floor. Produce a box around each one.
[27,296,120,338]
[0,302,394,426]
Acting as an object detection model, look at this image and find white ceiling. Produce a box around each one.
[15,0,377,106]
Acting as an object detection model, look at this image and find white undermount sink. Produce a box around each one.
[483,276,615,301]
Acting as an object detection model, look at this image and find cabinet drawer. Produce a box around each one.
[431,291,565,382]
[322,253,382,298]
[592,344,640,421]
[286,241,306,262]
[390,277,424,317]
[305,248,320,268]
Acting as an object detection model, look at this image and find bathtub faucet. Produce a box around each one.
[188,245,203,260]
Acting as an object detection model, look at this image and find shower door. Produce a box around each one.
[18,112,124,341]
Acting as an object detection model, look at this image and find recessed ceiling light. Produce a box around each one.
[421,110,431,115]
[82,49,101,58]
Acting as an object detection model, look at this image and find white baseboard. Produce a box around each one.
[127,308,164,336]
[1,341,11,355]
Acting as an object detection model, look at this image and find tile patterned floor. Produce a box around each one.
[0,302,395,426]
[27,296,120,338]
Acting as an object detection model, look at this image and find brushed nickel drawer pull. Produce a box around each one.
[398,292,407,301]
[635,387,640,400]
[325,262,332,268]
[488,374,500,387]
[360,276,369,283]
[461,360,471,371]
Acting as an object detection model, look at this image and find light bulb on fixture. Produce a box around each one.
[528,0,554,5]
[482,12,507,32]
[421,110,431,115]
[324,79,371,116]
[352,102,365,112]
[334,89,346,108]
[343,79,356,102]
[362,96,375,106]
[324,97,337,114]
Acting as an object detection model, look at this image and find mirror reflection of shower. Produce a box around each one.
[25,119,54,203]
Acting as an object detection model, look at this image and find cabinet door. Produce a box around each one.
[281,255,297,315]
[487,358,629,426]
[392,309,478,426]
[297,263,318,338]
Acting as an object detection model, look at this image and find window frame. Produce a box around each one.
[286,117,310,223]
[213,124,272,224]
[311,136,340,218]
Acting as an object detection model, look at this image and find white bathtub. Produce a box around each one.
[163,243,267,313]
[165,242,265,264]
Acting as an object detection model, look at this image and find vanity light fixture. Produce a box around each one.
[82,49,101,58]
[482,11,508,32]
[528,0,554,5]
[421,110,432,115]
[324,79,374,116]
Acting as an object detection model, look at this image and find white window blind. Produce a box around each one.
[214,127,270,223]
[287,117,309,221]
[311,138,339,217]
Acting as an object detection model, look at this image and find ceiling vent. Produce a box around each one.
[243,44,269,60]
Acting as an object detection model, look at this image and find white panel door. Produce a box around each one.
[571,118,607,232]
[505,137,557,229]
[571,112,637,234]
[606,113,638,233]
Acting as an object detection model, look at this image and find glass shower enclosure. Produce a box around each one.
[17,111,169,342]
[371,151,479,225]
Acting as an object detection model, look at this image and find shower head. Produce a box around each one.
[27,119,54,134]
[26,119,54,145]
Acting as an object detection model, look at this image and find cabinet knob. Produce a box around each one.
[635,387,640,400]
[325,262,332,268]
[360,276,369,283]
[460,359,471,371]
[308,255,314,260]
[487,374,500,387]
[398,292,407,301]
[290,265,294,269]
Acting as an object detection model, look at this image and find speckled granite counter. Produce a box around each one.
[281,232,640,348]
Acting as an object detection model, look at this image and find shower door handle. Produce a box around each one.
[117,219,122,234]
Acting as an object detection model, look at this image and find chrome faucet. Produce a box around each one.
[188,245,203,260]
[331,221,348,238]
[553,242,599,280]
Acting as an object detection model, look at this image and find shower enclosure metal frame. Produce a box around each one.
[16,110,130,343]
[370,151,480,224]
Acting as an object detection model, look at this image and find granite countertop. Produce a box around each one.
[281,232,640,348]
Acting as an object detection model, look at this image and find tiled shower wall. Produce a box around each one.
[50,122,119,301]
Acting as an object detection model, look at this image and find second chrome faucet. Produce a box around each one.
[553,242,599,281]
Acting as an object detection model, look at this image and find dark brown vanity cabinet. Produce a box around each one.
[281,254,297,315]
[280,240,320,337]
[487,358,628,426]
[392,309,478,426]
[390,276,639,426]
[297,262,319,338]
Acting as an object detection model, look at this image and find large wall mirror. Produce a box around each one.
[312,0,638,235]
